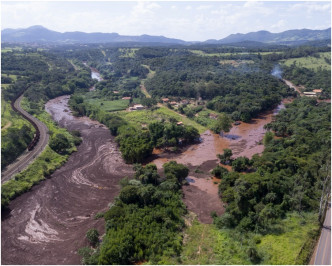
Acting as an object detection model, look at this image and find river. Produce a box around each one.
[1,92,289,263]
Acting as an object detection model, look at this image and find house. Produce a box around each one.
[162,98,169,102]
[122,97,132,100]
[177,122,183,126]
[170,101,177,105]
[113,91,119,94]
[181,99,189,105]
[132,104,144,110]
[313,89,322,94]
[303,92,316,97]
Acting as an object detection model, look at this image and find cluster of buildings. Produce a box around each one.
[303,89,322,97]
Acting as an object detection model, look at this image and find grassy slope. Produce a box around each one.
[164,212,319,265]
[281,52,331,71]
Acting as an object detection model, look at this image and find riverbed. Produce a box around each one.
[1,96,133,264]
[1,94,288,263]
[151,100,287,223]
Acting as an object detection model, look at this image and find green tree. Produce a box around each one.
[49,133,70,154]
[212,113,232,136]
[86,229,100,247]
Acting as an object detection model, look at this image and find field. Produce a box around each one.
[164,212,319,265]
[85,98,129,112]
[119,105,207,134]
[281,52,331,71]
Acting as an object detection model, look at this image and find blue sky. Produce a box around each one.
[2,1,331,41]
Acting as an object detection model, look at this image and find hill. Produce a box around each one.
[207,28,331,45]
[1,25,187,45]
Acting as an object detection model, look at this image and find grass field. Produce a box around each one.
[163,211,319,265]
[85,98,130,112]
[281,52,331,71]
[119,105,207,134]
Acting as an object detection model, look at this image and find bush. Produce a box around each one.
[86,228,100,247]
[211,165,229,179]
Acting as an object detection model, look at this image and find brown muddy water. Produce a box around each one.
[1,96,133,265]
[152,100,288,223]
[1,96,287,264]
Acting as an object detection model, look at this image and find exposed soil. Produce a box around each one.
[1,94,287,264]
[151,101,287,224]
[1,96,133,265]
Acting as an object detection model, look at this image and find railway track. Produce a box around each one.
[1,93,49,184]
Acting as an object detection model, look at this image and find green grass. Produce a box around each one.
[1,97,34,133]
[281,52,331,71]
[119,105,207,134]
[258,212,320,264]
[85,98,129,112]
[1,146,68,202]
[164,211,319,265]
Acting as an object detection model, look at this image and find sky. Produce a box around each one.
[1,0,331,41]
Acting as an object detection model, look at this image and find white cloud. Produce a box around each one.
[196,5,212,11]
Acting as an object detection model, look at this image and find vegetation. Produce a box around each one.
[214,98,330,235]
[80,162,188,264]
[165,212,319,265]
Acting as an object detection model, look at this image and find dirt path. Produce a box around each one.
[1,120,12,131]
[1,96,133,265]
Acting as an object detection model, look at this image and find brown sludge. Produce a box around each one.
[1,95,286,264]
[1,96,133,265]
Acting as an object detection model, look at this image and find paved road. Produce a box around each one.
[1,94,49,184]
[314,203,331,265]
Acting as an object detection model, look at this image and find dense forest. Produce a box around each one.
[214,97,330,231]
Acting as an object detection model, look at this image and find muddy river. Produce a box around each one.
[1,96,133,265]
[152,100,288,223]
[1,94,288,264]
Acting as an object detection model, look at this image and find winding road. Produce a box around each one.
[1,94,49,184]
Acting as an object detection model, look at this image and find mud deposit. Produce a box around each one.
[1,96,133,265]
[152,101,286,224]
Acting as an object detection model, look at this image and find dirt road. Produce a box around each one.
[1,96,133,265]
[1,94,49,184]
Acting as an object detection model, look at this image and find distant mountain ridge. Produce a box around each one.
[1,25,331,45]
[1,25,187,44]
[206,28,331,45]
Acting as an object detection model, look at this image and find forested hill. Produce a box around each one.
[2,26,330,46]
[1,25,187,45]
[206,28,331,45]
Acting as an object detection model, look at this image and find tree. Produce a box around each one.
[86,229,100,247]
[217,149,233,164]
[49,133,70,154]
[163,161,189,182]
[212,113,232,136]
